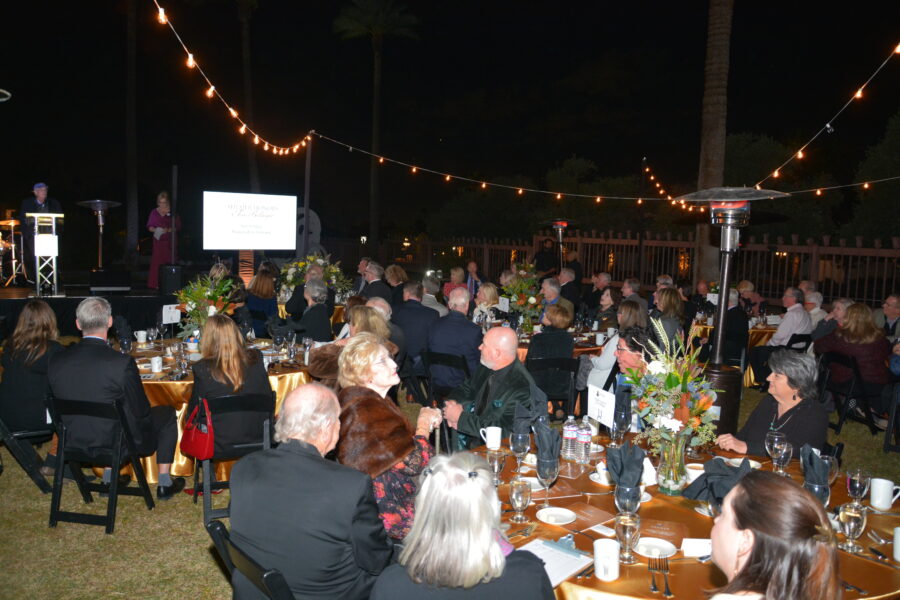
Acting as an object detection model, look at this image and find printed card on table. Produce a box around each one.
[498,296,510,313]
[161,304,181,325]
[587,384,616,429]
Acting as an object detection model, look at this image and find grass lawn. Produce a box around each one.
[1,389,896,599]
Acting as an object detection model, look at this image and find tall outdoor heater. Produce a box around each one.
[544,218,574,274]
[675,187,789,433]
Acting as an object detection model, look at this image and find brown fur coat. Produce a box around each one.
[336,386,414,478]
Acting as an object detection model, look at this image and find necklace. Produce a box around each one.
[769,408,795,432]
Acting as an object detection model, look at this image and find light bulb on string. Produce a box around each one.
[445,175,451,182]
[644,167,650,172]
[378,157,384,164]
[301,140,306,147]
[481,182,486,189]
[517,188,524,195]
[637,198,643,205]
[855,88,863,99]
[411,166,417,173]
[229,108,238,118]
[797,149,804,159]
[263,142,269,151]
[649,175,655,180]
[815,189,823,196]
[293,144,299,151]
[556,193,562,200]
[157,7,167,24]
[773,169,780,178]
[186,53,195,68]
[239,124,246,134]
[863,182,870,189]
[895,42,900,53]
[205,85,215,98]
[253,135,259,145]
[595,196,601,203]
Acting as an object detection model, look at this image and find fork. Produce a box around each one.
[660,556,673,598]
[647,558,659,593]
[508,524,537,539]
[868,530,890,545]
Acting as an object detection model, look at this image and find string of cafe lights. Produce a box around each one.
[641,159,707,213]
[756,42,900,187]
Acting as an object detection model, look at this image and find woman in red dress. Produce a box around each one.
[146,191,181,289]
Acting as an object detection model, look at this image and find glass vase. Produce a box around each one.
[657,433,689,495]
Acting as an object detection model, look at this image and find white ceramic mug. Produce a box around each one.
[593,538,620,582]
[686,463,705,483]
[479,426,502,450]
[870,478,900,511]
[706,316,714,326]
[595,333,606,346]
[894,527,900,562]
[150,356,163,373]
[595,461,611,485]
[607,327,617,338]
[186,341,199,352]
[134,330,147,343]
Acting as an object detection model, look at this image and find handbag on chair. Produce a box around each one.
[180,398,215,460]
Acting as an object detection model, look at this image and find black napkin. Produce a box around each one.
[800,444,829,486]
[683,458,752,507]
[532,412,560,463]
[113,315,132,343]
[606,441,645,487]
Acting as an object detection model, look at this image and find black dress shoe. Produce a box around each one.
[157,477,186,500]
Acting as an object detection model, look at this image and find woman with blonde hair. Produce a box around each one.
[336,333,441,540]
[370,452,554,599]
[0,299,63,431]
[653,286,685,346]
[385,264,409,306]
[472,282,504,322]
[246,263,277,338]
[737,280,765,316]
[190,314,273,454]
[443,267,467,298]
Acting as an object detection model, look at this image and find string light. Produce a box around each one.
[796,149,804,159]
[815,189,823,196]
[239,124,246,134]
[229,107,238,118]
[773,169,780,178]
[595,196,602,203]
[157,7,167,24]
[186,53,194,68]
[556,193,562,200]
[205,85,215,98]
[481,182,487,189]
[855,88,864,99]
[517,188,524,195]
[411,166,417,173]
[863,182,870,189]
[253,135,259,145]
[445,174,451,182]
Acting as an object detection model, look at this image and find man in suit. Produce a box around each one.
[391,281,439,374]
[19,182,63,282]
[464,260,486,299]
[426,288,483,394]
[558,267,581,312]
[622,277,648,313]
[874,294,900,343]
[698,288,749,364]
[360,261,392,304]
[285,264,336,320]
[290,279,333,342]
[442,327,534,450]
[539,278,574,323]
[47,297,184,499]
[421,275,449,317]
[350,256,371,295]
[230,383,392,600]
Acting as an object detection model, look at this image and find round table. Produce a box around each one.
[696,324,778,387]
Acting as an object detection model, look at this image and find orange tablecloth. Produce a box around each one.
[488,438,900,599]
[277,303,345,328]
[517,340,605,363]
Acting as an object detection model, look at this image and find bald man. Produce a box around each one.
[443,327,535,450]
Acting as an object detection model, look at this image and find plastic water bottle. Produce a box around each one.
[576,418,593,464]
[562,415,578,460]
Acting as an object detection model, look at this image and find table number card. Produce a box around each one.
[498,296,510,313]
[161,304,181,325]
[587,384,616,429]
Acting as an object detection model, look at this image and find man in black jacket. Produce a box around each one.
[230,383,392,599]
[19,182,63,281]
[360,261,392,304]
[47,296,184,499]
[290,279,333,342]
[392,281,439,374]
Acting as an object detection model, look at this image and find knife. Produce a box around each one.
[857,550,900,571]
[869,546,894,563]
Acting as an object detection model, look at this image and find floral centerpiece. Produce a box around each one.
[625,319,719,495]
[175,275,236,339]
[280,254,352,297]
[500,262,543,331]
[707,280,720,294]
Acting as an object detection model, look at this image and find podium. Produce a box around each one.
[25,212,64,297]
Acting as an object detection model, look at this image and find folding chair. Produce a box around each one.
[784,333,813,353]
[190,392,275,525]
[421,351,471,453]
[526,357,580,417]
[884,382,900,453]
[397,355,427,407]
[0,416,53,493]
[47,396,155,534]
[206,520,294,600]
[819,352,881,435]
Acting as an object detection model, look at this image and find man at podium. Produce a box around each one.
[19,182,63,278]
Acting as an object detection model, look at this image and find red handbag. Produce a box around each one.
[180,398,215,460]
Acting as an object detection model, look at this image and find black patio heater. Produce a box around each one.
[544,218,575,274]
[674,187,789,434]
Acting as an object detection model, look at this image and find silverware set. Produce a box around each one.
[507,523,537,540]
[647,557,673,597]
[842,580,869,595]
[867,530,890,545]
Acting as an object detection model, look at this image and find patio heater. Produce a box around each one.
[675,187,789,433]
[544,218,574,274]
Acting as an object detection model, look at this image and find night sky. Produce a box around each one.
[2,1,898,265]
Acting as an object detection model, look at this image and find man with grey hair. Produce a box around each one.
[557,267,581,311]
[48,297,183,499]
[421,275,449,317]
[539,277,574,323]
[426,288,483,394]
[290,278,332,341]
[351,256,371,295]
[442,327,534,450]
[803,291,827,327]
[392,281,439,376]
[360,261,392,304]
[874,293,900,342]
[749,286,812,387]
[285,263,336,320]
[230,383,391,599]
[621,277,648,313]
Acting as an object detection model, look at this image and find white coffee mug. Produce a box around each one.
[894,527,900,562]
[134,330,147,343]
[706,316,714,326]
[595,333,606,346]
[150,356,163,373]
[186,341,199,352]
[686,463,705,483]
[595,461,611,485]
[593,538,620,582]
[479,426,502,450]
[870,478,900,511]
[607,327,617,338]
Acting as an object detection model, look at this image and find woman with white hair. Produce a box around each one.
[370,452,554,599]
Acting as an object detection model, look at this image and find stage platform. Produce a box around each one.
[0,285,176,338]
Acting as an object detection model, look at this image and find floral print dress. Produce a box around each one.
[371,435,432,540]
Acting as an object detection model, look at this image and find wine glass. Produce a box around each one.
[536,458,559,509]
[846,468,871,507]
[146,326,159,349]
[615,512,641,565]
[509,433,531,478]
[273,335,285,363]
[157,320,167,343]
[487,450,506,487]
[609,409,630,448]
[803,482,831,508]
[772,441,792,476]
[820,455,840,486]
[119,338,133,355]
[509,478,532,523]
[302,337,314,365]
[615,485,641,514]
[765,431,786,471]
[837,502,867,553]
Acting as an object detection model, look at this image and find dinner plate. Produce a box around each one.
[634,537,677,559]
[640,492,652,503]
[589,472,612,486]
[721,457,762,469]
[519,477,543,492]
[522,453,537,467]
[536,507,576,526]
[590,443,604,454]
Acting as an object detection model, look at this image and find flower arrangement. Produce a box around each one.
[175,275,236,339]
[280,254,352,295]
[707,280,720,294]
[500,262,543,324]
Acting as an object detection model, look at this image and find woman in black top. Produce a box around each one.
[0,299,63,432]
[190,315,273,454]
[716,350,827,456]
[526,304,575,419]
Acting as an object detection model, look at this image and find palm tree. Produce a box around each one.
[695,0,735,280]
[125,0,138,266]
[236,0,260,283]
[334,0,417,254]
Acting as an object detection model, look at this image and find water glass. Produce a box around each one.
[837,502,867,553]
[509,478,532,523]
[147,326,159,348]
[273,335,285,361]
[536,458,559,509]
[509,433,530,477]
[772,440,792,476]
[614,512,640,565]
[487,449,506,487]
[765,431,786,471]
[803,482,831,508]
[820,455,839,485]
[609,409,629,448]
[119,338,133,354]
[614,485,641,514]
[846,468,871,507]
[302,337,314,365]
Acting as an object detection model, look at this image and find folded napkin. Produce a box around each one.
[533,413,561,463]
[512,382,547,434]
[683,457,752,507]
[800,444,829,486]
[641,457,657,486]
[606,441,645,487]
[113,315,132,345]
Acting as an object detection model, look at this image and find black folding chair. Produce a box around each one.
[397,354,428,407]
[819,352,881,435]
[784,333,813,353]
[47,397,155,534]
[189,392,274,525]
[0,416,53,493]
[206,520,294,600]
[526,357,580,417]
[884,382,900,453]
[420,351,472,453]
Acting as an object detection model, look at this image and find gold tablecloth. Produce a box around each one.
[277,303,345,327]
[696,324,777,387]
[488,439,900,599]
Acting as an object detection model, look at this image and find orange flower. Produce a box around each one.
[690,416,701,429]
[696,395,714,412]
[674,405,691,424]
[637,399,649,411]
